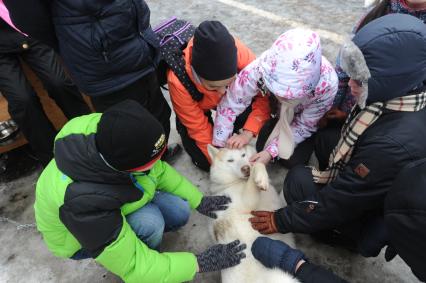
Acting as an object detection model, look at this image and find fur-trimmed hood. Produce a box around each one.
[340,13,426,107]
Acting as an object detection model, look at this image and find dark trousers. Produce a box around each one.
[91,72,171,141]
[296,262,348,283]
[284,165,388,257]
[176,105,253,172]
[0,39,90,166]
[256,118,315,169]
[314,122,343,170]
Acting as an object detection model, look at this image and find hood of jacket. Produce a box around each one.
[340,13,426,107]
[54,124,132,186]
[258,28,322,100]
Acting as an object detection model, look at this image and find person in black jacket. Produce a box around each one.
[384,158,426,282]
[0,0,90,166]
[251,159,426,283]
[248,13,426,279]
[49,0,180,153]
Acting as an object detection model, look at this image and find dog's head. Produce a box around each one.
[208,145,256,186]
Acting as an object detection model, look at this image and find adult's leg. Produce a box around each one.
[125,203,165,250]
[314,125,341,170]
[175,116,211,172]
[92,72,171,140]
[151,191,191,232]
[0,53,56,166]
[279,137,315,169]
[255,118,277,153]
[283,165,323,205]
[284,165,365,252]
[296,262,349,283]
[233,104,253,134]
[284,164,387,255]
[21,39,90,119]
[356,214,388,257]
[139,72,171,141]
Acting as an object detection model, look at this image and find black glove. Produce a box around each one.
[196,195,231,219]
[196,240,246,273]
[251,237,305,275]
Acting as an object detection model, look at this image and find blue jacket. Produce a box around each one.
[51,0,160,96]
[385,158,426,282]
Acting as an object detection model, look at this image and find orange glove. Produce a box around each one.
[249,211,278,234]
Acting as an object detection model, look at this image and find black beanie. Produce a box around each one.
[192,21,237,81]
[95,100,167,171]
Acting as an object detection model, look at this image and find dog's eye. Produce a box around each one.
[227,159,234,162]
[242,153,246,157]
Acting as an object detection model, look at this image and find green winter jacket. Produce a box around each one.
[34,113,203,283]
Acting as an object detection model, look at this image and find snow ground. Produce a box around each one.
[0,1,420,282]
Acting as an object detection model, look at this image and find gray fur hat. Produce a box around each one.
[339,14,426,108]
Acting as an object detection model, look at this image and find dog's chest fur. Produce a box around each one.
[209,165,298,283]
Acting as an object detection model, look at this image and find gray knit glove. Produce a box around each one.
[196,195,231,219]
[196,240,246,273]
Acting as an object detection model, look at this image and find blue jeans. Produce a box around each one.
[71,192,190,260]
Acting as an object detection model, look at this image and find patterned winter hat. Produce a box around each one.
[258,28,322,99]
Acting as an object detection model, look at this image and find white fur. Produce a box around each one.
[339,40,371,108]
[207,145,299,283]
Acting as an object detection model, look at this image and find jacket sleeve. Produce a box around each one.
[156,161,203,209]
[264,137,279,158]
[213,60,262,147]
[275,135,412,234]
[168,70,214,162]
[296,262,348,283]
[234,38,271,136]
[59,191,197,283]
[96,218,197,283]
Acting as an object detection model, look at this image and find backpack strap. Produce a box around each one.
[164,50,204,102]
[155,18,204,102]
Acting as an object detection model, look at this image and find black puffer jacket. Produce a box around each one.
[385,158,426,282]
[0,0,57,53]
[276,15,426,235]
[51,0,160,96]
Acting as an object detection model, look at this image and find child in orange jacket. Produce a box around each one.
[167,20,269,171]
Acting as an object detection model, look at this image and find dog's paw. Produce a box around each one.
[252,163,269,191]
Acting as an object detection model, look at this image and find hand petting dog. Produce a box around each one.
[249,210,278,234]
[196,195,232,218]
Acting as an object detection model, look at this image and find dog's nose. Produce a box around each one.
[241,165,250,177]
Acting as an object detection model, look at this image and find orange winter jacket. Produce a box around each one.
[167,38,270,163]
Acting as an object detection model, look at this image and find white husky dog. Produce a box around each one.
[207,145,298,283]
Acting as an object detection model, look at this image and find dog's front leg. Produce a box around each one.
[249,162,269,191]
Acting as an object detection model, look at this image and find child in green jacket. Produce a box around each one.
[35,100,245,282]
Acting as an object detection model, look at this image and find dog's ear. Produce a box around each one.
[207,144,219,160]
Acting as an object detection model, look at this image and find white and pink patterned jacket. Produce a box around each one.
[213,29,338,158]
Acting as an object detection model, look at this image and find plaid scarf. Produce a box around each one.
[312,90,426,184]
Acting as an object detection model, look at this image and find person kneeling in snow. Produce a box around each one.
[34,100,246,282]
[249,14,426,281]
